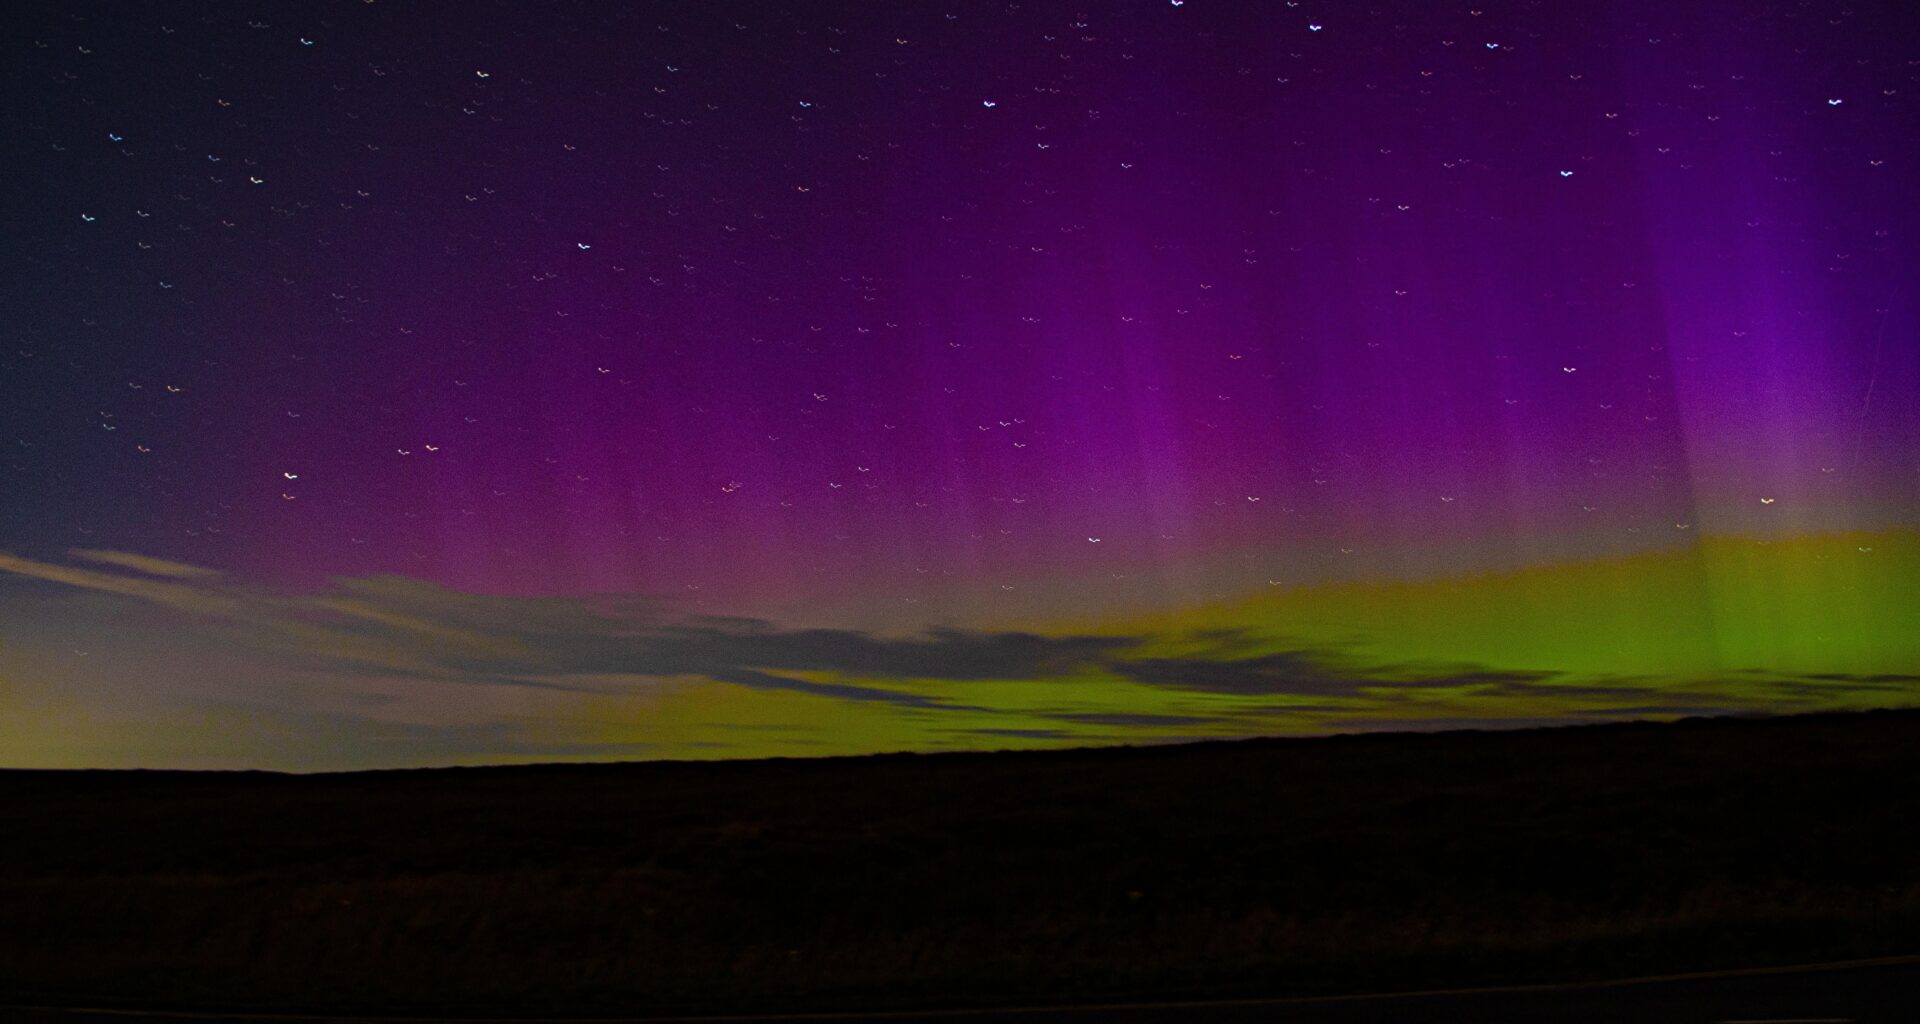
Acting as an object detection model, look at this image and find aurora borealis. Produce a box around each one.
[3,0,1917,770]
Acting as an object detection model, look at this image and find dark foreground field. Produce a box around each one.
[4,710,1920,1018]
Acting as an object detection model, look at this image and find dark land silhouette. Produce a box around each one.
[4,709,1919,1018]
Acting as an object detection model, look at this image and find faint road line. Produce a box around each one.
[6,952,1919,1023]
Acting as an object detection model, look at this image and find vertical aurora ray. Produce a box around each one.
[0,0,1915,768]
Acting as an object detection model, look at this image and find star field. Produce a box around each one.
[3,0,1917,768]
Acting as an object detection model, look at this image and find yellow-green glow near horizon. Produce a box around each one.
[2,529,1915,769]
[569,529,1920,762]
[6,0,1920,773]
[1117,531,1920,679]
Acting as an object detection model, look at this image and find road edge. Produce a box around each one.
[8,951,1920,1022]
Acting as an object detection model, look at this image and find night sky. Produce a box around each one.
[4,0,1918,770]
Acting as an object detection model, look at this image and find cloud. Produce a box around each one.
[0,550,1726,719]
[9,547,1910,771]
[1048,712,1227,727]
[1107,649,1352,695]
[1574,705,1751,718]
[1104,649,1582,700]
[1795,672,1920,686]
[641,623,1139,681]
[67,549,224,579]
[1331,716,1606,734]
[962,728,1080,740]
[0,551,245,618]
[700,667,993,710]
[1743,674,1920,703]
[0,550,1132,712]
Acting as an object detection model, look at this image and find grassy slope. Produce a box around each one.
[3,709,1919,1016]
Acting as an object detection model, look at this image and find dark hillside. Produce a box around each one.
[4,709,1920,1016]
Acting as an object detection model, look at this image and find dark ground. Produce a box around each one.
[4,709,1920,1018]
[10,957,1920,1022]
